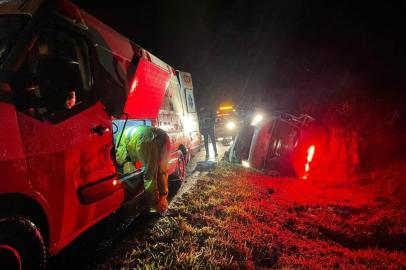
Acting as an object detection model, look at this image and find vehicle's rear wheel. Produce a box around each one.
[178,145,190,164]
[173,151,186,182]
[0,217,46,270]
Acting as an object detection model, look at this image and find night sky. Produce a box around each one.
[74,1,406,113]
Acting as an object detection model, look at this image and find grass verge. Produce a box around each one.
[98,162,406,269]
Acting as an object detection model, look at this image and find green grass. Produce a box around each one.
[98,162,406,270]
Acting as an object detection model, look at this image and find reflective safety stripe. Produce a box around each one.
[124,126,138,139]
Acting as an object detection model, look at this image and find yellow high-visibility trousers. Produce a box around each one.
[117,126,170,212]
[138,130,170,212]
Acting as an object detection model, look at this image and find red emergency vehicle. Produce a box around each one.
[0,0,199,269]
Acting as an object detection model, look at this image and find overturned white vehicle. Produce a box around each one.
[226,112,324,179]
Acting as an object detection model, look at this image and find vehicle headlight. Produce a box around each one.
[226,121,236,130]
[251,114,263,126]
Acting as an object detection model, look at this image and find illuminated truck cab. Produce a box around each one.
[215,104,239,145]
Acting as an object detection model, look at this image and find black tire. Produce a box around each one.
[178,145,189,164]
[0,217,46,270]
[173,151,186,182]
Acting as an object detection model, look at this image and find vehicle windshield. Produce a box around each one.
[0,15,27,66]
[216,112,237,125]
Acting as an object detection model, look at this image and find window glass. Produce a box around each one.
[161,83,172,111]
[234,125,255,161]
[0,15,27,66]
[13,27,93,122]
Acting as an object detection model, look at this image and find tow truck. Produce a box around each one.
[214,104,239,145]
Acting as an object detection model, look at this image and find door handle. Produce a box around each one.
[91,125,109,136]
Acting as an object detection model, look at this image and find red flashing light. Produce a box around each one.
[135,160,143,169]
[302,145,316,179]
[305,163,310,173]
[307,145,316,163]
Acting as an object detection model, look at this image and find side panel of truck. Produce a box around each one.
[16,105,124,253]
[9,12,126,253]
[177,71,200,156]
[0,98,30,193]
[157,74,187,173]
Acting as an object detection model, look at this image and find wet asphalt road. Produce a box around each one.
[49,142,228,270]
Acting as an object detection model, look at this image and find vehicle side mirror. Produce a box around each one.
[0,82,11,92]
[0,82,13,105]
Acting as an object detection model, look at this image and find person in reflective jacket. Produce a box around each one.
[116,125,170,214]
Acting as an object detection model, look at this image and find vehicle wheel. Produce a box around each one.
[173,151,186,182]
[0,217,46,270]
[178,145,189,164]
